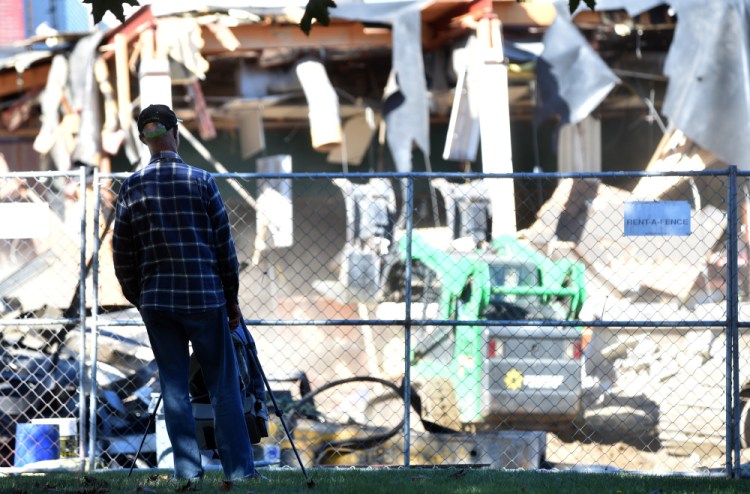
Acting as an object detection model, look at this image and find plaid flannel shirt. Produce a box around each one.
[112,151,240,312]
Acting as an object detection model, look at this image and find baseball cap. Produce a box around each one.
[137,104,182,138]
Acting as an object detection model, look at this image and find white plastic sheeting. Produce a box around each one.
[662,0,750,169]
[535,3,620,126]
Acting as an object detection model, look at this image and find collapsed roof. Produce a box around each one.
[0,1,680,170]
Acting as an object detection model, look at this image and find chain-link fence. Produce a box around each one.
[2,166,749,477]
[0,169,88,470]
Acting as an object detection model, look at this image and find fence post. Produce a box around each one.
[726,165,740,477]
[88,168,102,472]
[77,165,88,472]
[403,175,414,467]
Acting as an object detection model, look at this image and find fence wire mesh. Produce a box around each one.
[2,168,750,477]
[0,170,87,469]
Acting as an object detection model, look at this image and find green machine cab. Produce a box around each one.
[386,228,586,431]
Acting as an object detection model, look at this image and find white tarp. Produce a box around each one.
[662,0,750,169]
[535,3,620,126]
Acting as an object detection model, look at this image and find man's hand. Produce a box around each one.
[227,302,242,330]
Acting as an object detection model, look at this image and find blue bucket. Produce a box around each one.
[14,423,60,467]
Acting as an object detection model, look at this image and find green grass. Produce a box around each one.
[1,468,750,494]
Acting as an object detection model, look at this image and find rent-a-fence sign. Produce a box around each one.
[623,201,691,236]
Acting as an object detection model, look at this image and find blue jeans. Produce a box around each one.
[141,307,256,480]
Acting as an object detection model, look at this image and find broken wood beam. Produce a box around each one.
[178,125,257,210]
[199,23,391,55]
[0,64,50,99]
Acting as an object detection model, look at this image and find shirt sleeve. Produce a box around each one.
[112,187,141,308]
[205,176,240,305]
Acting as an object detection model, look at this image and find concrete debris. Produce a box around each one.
[583,318,750,456]
[523,176,727,305]
[517,128,750,456]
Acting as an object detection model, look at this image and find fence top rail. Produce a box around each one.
[92,317,730,329]
[98,169,735,181]
[0,171,84,179]
[1,318,80,327]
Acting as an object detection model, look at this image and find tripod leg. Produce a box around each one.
[128,393,162,478]
[240,320,315,488]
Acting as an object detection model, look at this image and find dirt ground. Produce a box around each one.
[547,431,750,473]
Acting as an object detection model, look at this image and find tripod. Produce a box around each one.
[238,319,315,487]
[128,320,315,488]
[128,393,161,477]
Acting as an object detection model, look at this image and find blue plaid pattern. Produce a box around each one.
[113,151,240,311]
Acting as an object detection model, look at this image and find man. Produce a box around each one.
[113,104,261,483]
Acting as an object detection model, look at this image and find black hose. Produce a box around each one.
[285,375,457,465]
[286,376,403,465]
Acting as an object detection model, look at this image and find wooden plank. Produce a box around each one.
[178,125,257,211]
[0,65,50,99]
[1,88,40,131]
[492,1,557,26]
[199,23,392,54]
[114,33,132,133]
[187,80,216,140]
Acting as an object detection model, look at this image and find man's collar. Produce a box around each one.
[149,150,181,163]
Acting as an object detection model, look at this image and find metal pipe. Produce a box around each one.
[77,165,88,473]
[725,166,737,478]
[727,166,741,477]
[88,168,102,472]
[402,176,414,466]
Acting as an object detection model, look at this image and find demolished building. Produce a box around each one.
[3,0,750,471]
[0,0,682,308]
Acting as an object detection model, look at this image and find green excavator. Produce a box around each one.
[314,177,587,435]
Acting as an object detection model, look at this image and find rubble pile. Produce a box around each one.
[590,322,730,456]
[520,139,750,459]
